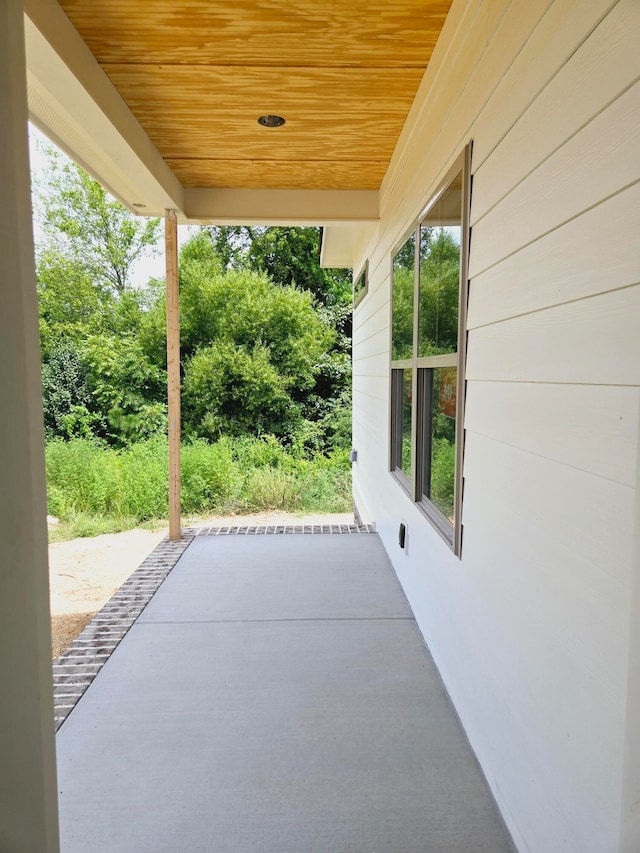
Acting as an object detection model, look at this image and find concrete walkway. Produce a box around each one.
[56,534,514,852]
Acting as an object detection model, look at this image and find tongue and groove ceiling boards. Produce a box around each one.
[55,1,452,192]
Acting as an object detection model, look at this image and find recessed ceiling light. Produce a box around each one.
[258,114,285,128]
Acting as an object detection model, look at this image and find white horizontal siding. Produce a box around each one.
[353,374,388,401]
[466,284,640,385]
[350,2,640,850]
[352,303,390,351]
[471,0,639,223]
[464,381,639,486]
[470,0,618,168]
[467,182,640,329]
[469,80,640,277]
[463,431,634,589]
[461,433,632,849]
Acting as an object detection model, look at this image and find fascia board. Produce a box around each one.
[24,0,184,216]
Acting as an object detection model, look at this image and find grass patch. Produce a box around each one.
[48,512,141,543]
[46,436,351,540]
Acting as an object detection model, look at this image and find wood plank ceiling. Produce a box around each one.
[58,1,453,191]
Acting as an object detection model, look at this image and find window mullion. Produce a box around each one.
[410,227,420,501]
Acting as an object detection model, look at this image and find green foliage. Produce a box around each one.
[37,250,112,359]
[42,344,101,440]
[46,437,352,538]
[179,233,334,371]
[430,438,456,520]
[204,227,354,440]
[174,231,339,443]
[82,333,167,443]
[392,233,415,360]
[46,439,123,515]
[418,228,460,356]
[181,439,238,509]
[243,468,302,511]
[183,343,299,440]
[34,142,354,524]
[38,145,160,293]
[208,226,352,305]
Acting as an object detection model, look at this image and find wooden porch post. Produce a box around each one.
[165,209,181,540]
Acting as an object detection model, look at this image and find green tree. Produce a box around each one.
[82,332,167,444]
[206,227,353,434]
[208,226,351,305]
[37,249,112,359]
[175,232,336,442]
[182,343,299,440]
[41,343,101,440]
[38,146,160,293]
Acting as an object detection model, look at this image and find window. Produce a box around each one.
[390,147,471,555]
[353,261,368,308]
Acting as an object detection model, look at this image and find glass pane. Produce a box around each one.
[401,369,413,478]
[423,367,456,522]
[353,267,367,307]
[418,173,462,358]
[392,232,415,360]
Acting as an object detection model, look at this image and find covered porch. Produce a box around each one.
[3,0,640,850]
[55,529,513,852]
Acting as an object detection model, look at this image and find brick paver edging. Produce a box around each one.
[52,535,193,731]
[187,523,377,536]
[52,523,376,731]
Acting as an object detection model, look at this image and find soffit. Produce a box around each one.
[56,0,453,191]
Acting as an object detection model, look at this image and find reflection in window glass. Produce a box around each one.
[401,369,413,478]
[421,367,456,521]
[353,265,367,307]
[392,232,415,360]
[418,175,462,358]
[418,225,461,357]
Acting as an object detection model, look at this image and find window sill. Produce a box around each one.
[416,498,455,551]
[389,470,458,554]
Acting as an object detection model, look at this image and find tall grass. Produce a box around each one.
[46,436,351,538]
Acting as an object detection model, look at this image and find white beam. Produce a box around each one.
[24,0,184,216]
[0,1,60,850]
[183,188,379,226]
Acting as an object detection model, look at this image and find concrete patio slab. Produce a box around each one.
[138,535,413,623]
[56,534,514,852]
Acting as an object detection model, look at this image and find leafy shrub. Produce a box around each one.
[181,439,237,511]
[119,438,168,518]
[182,343,300,441]
[41,344,99,440]
[243,468,302,511]
[46,438,121,514]
[228,434,291,469]
[46,483,69,518]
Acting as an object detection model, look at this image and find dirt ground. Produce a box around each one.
[49,511,353,659]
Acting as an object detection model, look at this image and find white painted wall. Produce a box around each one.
[0,1,60,850]
[352,1,640,850]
